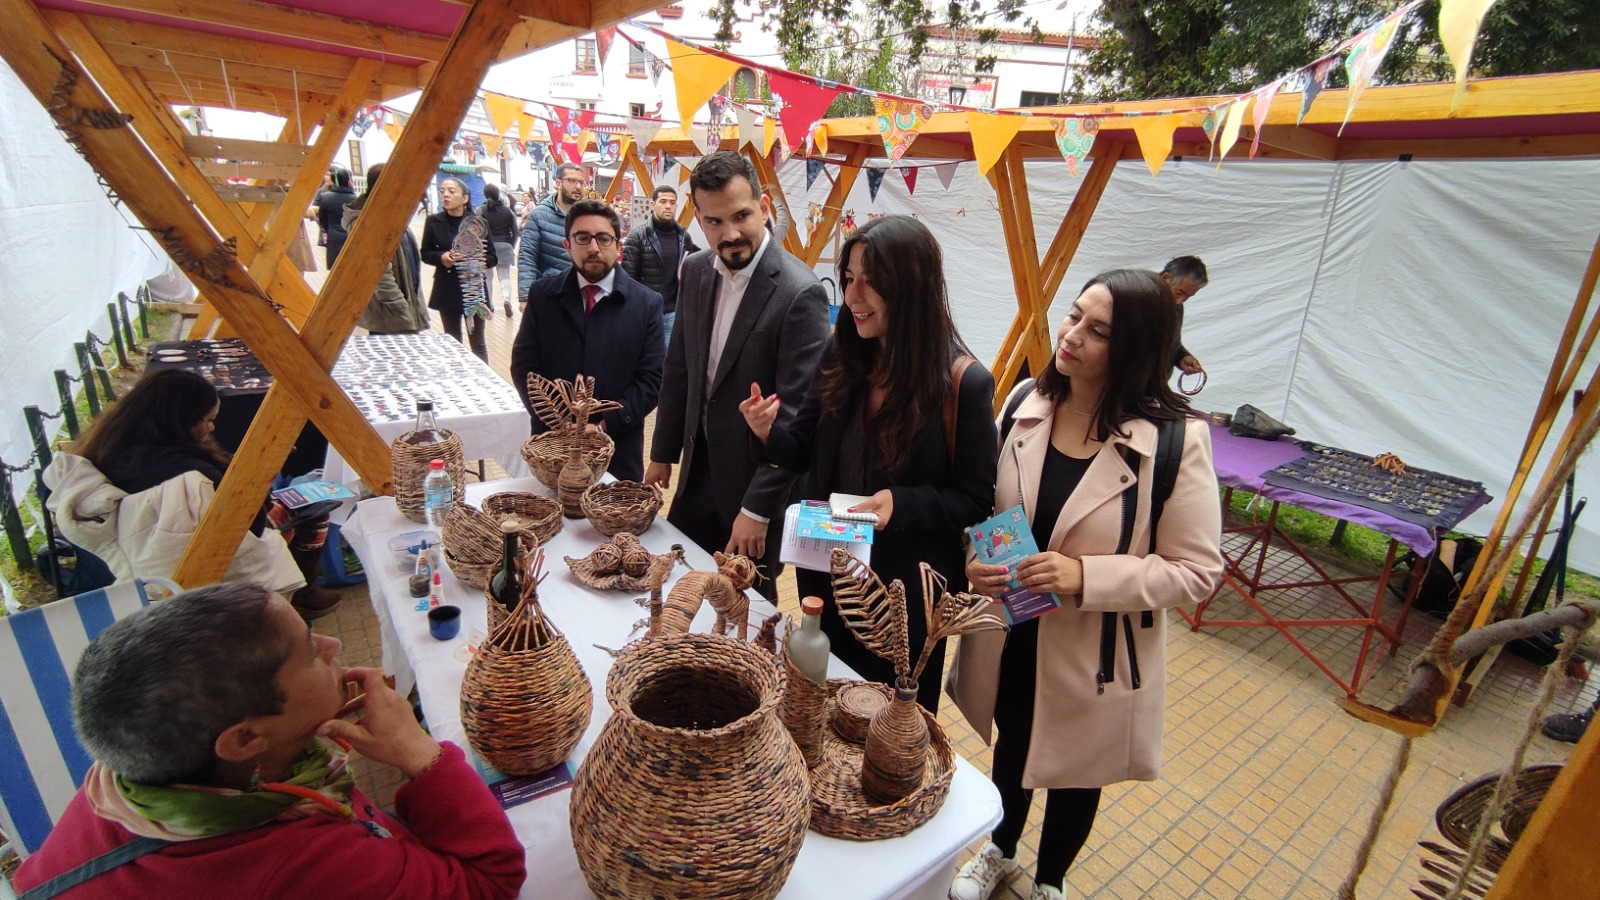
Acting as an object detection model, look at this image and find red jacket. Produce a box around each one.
[14,743,526,899]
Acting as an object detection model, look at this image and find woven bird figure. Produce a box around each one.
[829,547,911,681]
[524,372,623,433]
[910,564,1006,685]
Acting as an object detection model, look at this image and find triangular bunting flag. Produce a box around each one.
[1217,97,1251,163]
[527,141,546,165]
[689,125,711,155]
[1341,15,1401,133]
[967,112,1024,176]
[661,154,677,179]
[482,92,523,137]
[736,106,758,149]
[934,161,958,190]
[627,118,663,152]
[900,167,918,195]
[665,37,740,128]
[872,97,933,162]
[806,158,825,190]
[1130,115,1180,177]
[811,124,829,158]
[382,120,403,142]
[1440,0,1497,99]
[677,163,692,186]
[1250,78,1285,158]
[646,49,667,86]
[481,134,504,158]
[1202,106,1222,160]
[768,70,842,153]
[595,26,618,67]
[865,167,885,202]
[517,112,535,141]
[1050,116,1099,177]
[762,116,777,155]
[1298,60,1335,125]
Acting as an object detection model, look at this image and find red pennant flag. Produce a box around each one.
[595,27,618,66]
[767,71,842,152]
[900,167,918,196]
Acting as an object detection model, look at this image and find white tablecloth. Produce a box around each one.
[343,476,1002,900]
[324,333,530,487]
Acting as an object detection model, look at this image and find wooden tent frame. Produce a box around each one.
[641,71,1600,894]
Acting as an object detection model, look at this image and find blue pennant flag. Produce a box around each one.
[806,158,825,190]
[865,167,885,202]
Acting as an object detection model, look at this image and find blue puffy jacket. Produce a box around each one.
[516,196,570,300]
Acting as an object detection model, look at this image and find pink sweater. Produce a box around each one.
[14,743,526,899]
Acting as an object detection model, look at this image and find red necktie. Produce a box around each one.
[582,284,601,313]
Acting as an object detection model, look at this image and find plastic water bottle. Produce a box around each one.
[423,459,454,532]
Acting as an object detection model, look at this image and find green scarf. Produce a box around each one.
[113,739,355,838]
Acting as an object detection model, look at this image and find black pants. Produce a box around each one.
[438,307,488,363]
[989,617,1102,890]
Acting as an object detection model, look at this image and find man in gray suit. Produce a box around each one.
[644,151,829,600]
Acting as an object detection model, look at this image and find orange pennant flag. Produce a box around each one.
[481,134,504,158]
[1216,97,1251,164]
[967,112,1024,176]
[762,116,777,155]
[577,130,596,153]
[1130,115,1181,177]
[481,93,523,137]
[517,112,535,141]
[664,37,740,128]
[1440,0,1498,99]
[382,120,403,143]
[811,124,829,157]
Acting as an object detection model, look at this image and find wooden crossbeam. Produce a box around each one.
[801,143,869,267]
[193,160,303,182]
[79,0,448,63]
[183,135,313,167]
[107,45,356,97]
[745,145,804,259]
[210,184,290,203]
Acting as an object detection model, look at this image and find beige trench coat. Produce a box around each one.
[949,392,1223,789]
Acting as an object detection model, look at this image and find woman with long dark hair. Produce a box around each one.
[42,369,338,617]
[421,177,497,362]
[947,270,1224,900]
[740,214,998,711]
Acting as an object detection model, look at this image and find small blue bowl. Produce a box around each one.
[427,605,462,641]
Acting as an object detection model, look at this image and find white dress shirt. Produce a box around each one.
[705,233,770,392]
[577,267,617,306]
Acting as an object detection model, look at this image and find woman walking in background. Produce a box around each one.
[313,165,357,268]
[421,177,497,362]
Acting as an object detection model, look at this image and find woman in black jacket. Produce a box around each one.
[740,215,998,712]
[479,183,519,317]
[421,177,497,362]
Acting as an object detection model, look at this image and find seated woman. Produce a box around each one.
[740,215,998,711]
[41,368,337,618]
[12,583,526,899]
[948,270,1224,900]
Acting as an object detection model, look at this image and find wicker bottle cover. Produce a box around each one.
[860,679,929,805]
[779,597,830,769]
[556,441,592,519]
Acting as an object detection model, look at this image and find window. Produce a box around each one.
[629,103,647,118]
[575,39,597,73]
[577,101,597,111]
[1018,90,1062,108]
[731,67,758,102]
[628,43,646,77]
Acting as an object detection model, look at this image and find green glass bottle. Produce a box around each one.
[489,521,521,612]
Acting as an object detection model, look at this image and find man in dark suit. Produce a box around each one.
[645,151,830,599]
[511,199,664,481]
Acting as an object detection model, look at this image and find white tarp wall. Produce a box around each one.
[780,153,1600,565]
[0,62,169,476]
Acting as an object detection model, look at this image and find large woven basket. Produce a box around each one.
[808,679,955,840]
[570,632,811,899]
[582,480,663,536]
[521,429,614,491]
[390,431,465,523]
[460,595,592,776]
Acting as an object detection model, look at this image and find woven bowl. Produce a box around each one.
[582,481,663,536]
[441,502,542,590]
[482,491,563,545]
[521,429,615,491]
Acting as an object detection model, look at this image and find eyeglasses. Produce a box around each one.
[571,232,617,247]
[560,177,586,185]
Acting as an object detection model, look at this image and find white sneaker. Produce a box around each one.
[1030,885,1064,900]
[949,841,1014,900]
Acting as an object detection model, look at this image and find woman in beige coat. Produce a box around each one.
[948,269,1223,900]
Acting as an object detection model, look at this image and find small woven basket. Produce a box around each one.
[481,492,563,545]
[779,647,828,769]
[582,481,663,536]
[460,594,592,777]
[808,679,955,841]
[832,681,892,744]
[521,429,614,491]
[390,431,465,523]
[441,504,524,590]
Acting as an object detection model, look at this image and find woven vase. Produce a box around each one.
[390,430,466,523]
[557,443,597,519]
[779,647,827,769]
[860,680,928,805]
[459,599,592,776]
[569,632,811,899]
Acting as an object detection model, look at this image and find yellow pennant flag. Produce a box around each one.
[665,37,740,129]
[481,134,504,158]
[577,130,596,153]
[967,112,1024,176]
[762,116,777,155]
[812,124,829,158]
[517,112,535,141]
[617,134,633,163]
[382,120,403,143]
[481,93,523,136]
[1440,0,1498,98]
[1216,97,1251,164]
[1130,115,1181,177]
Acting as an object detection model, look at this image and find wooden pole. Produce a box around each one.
[801,143,868,267]
[745,144,804,258]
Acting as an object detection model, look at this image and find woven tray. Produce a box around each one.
[565,533,668,591]
[521,429,614,491]
[583,480,663,536]
[391,431,465,523]
[808,679,954,841]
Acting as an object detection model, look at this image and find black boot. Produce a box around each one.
[289,544,342,620]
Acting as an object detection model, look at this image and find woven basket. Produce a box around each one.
[521,429,614,491]
[808,679,955,841]
[460,594,592,777]
[481,491,563,545]
[779,647,828,769]
[441,504,526,590]
[570,632,810,899]
[832,681,892,744]
[582,481,663,536]
[390,431,466,523]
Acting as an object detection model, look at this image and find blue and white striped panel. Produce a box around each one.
[0,583,151,855]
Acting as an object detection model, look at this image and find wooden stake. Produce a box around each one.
[801,143,868,267]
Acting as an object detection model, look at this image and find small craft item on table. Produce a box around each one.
[582,480,663,536]
[461,547,593,777]
[520,373,617,501]
[480,491,563,545]
[647,551,757,640]
[1262,443,1489,533]
[443,502,536,590]
[565,532,679,592]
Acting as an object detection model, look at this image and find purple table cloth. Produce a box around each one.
[1207,424,1489,557]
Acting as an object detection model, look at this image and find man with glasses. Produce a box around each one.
[511,199,664,481]
[517,163,586,308]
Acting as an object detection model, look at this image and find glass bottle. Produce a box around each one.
[404,399,445,445]
[786,596,831,686]
[489,521,521,613]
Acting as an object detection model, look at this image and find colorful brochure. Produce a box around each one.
[967,505,1061,625]
[271,480,356,509]
[780,502,873,572]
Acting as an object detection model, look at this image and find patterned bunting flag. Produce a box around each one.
[865,167,885,202]
[646,49,667,86]
[872,97,933,162]
[596,26,618,67]
[527,141,546,165]
[768,71,843,154]
[1250,78,1285,158]
[933,161,958,190]
[1341,14,1401,132]
[900,167,918,196]
[1440,0,1498,98]
[1050,116,1099,177]
[1201,106,1221,159]
[661,155,677,179]
[806,158,825,190]
[1298,59,1337,125]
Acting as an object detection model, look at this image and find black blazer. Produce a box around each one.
[510,266,664,481]
[650,240,830,531]
[420,211,498,314]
